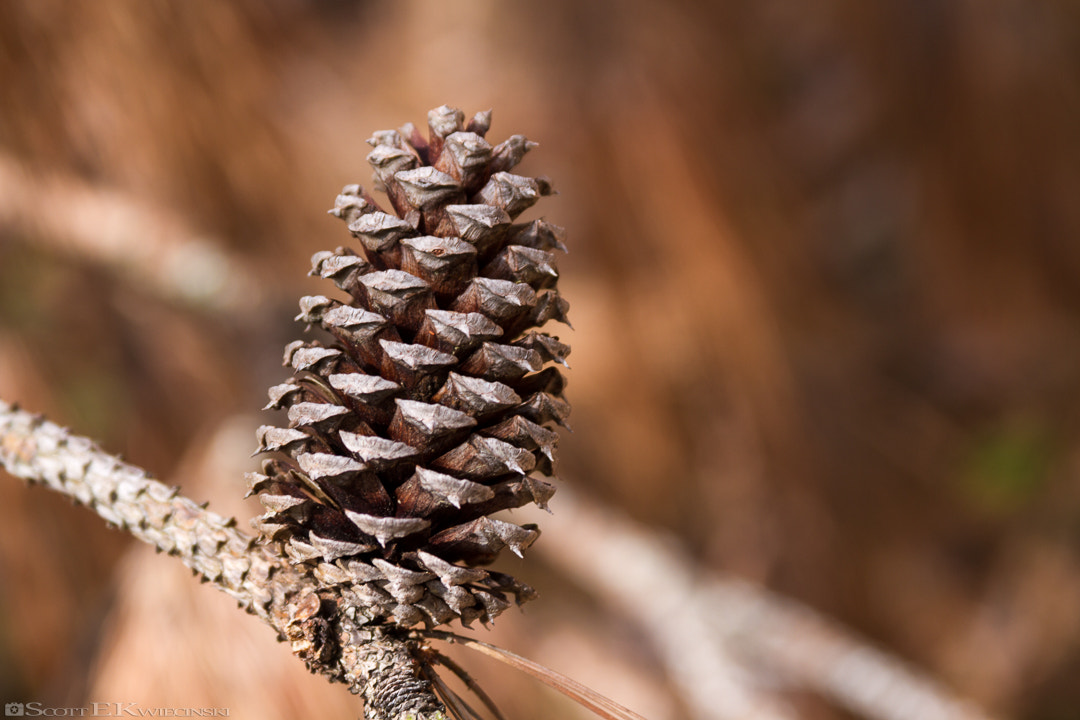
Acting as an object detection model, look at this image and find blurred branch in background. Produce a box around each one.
[0,152,262,315]
[533,488,996,720]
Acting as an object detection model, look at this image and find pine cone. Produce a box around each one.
[251,105,570,630]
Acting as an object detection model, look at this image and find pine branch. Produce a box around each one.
[0,151,261,314]
[0,399,287,614]
[0,399,444,720]
[534,487,999,720]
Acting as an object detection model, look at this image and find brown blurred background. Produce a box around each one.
[1,1,1079,719]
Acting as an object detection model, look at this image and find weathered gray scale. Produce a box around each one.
[391,603,424,628]
[415,550,487,586]
[340,558,385,584]
[331,182,362,200]
[432,372,521,418]
[507,218,568,253]
[441,203,511,253]
[328,185,373,225]
[328,373,400,404]
[488,135,538,175]
[451,277,536,325]
[531,289,572,328]
[472,589,513,619]
[313,562,352,587]
[484,517,540,557]
[258,492,309,514]
[358,269,430,300]
[483,245,559,288]
[428,105,466,144]
[287,402,350,432]
[344,511,430,546]
[425,106,463,169]
[443,131,491,164]
[379,340,457,377]
[424,580,479,615]
[427,518,512,564]
[416,310,503,355]
[483,415,559,461]
[477,474,558,515]
[482,574,539,607]
[342,583,393,613]
[435,131,492,187]
[310,249,371,287]
[358,270,435,330]
[284,342,343,374]
[458,342,543,381]
[513,331,571,367]
[373,558,435,587]
[339,431,418,469]
[414,594,457,626]
[264,382,304,410]
[393,167,463,211]
[411,466,495,508]
[400,235,477,295]
[386,598,425,624]
[255,425,310,454]
[243,471,274,497]
[322,308,395,363]
[401,234,476,259]
[250,517,289,541]
[433,435,536,480]
[396,121,421,143]
[295,295,335,324]
[286,537,323,563]
[466,109,491,137]
[296,452,366,482]
[519,476,557,510]
[474,172,540,218]
[310,249,367,277]
[310,533,375,562]
[519,392,572,428]
[349,211,415,254]
[322,304,389,332]
[366,145,420,187]
[388,399,477,450]
[367,130,407,150]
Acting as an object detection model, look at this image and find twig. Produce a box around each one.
[419,631,649,720]
[0,400,445,720]
[534,488,998,720]
[0,153,262,314]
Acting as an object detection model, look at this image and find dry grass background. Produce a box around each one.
[1,1,1079,719]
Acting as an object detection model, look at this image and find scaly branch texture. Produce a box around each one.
[0,399,294,614]
[0,400,445,719]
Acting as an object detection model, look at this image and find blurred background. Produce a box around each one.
[1,1,1079,719]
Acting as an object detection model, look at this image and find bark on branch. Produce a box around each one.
[0,399,444,720]
[536,488,999,720]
